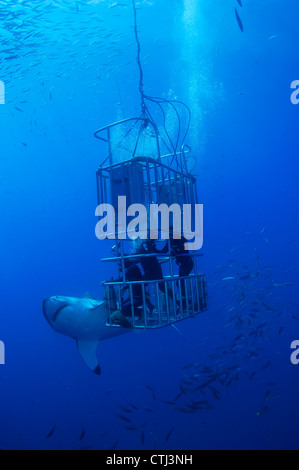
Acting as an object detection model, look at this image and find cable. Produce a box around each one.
[145,96,176,155]
[145,95,191,152]
[131,0,192,169]
[132,0,146,115]
[145,95,181,153]
[143,101,174,155]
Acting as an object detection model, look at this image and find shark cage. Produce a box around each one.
[94,113,207,330]
[93,0,207,330]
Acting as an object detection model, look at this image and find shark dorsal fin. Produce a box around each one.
[83,292,96,300]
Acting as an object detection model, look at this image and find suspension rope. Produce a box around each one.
[131,0,192,170]
[132,0,146,116]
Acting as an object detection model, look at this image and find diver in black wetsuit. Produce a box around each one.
[120,259,144,317]
[136,240,163,282]
[160,230,194,304]
[167,237,193,289]
[135,240,176,308]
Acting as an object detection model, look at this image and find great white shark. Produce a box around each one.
[43,295,131,375]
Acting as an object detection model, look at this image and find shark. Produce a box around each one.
[42,295,131,375]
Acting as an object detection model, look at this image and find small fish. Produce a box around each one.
[124,426,138,431]
[116,404,133,414]
[235,8,244,32]
[239,274,251,280]
[192,399,211,407]
[180,385,187,395]
[144,385,156,400]
[46,424,56,439]
[117,415,132,423]
[163,400,176,406]
[257,406,269,417]
[273,283,294,288]
[183,362,199,370]
[209,386,221,400]
[236,0,242,6]
[233,334,243,342]
[79,428,86,442]
[80,445,93,451]
[130,403,138,410]
[261,361,271,370]
[144,408,154,413]
[5,55,19,61]
[166,427,175,442]
[266,393,281,401]
[110,439,120,450]
[222,277,235,281]
[172,406,197,414]
[173,391,184,402]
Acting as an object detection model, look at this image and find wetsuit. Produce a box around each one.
[121,261,144,317]
[161,236,194,298]
[138,242,163,282]
[137,241,175,306]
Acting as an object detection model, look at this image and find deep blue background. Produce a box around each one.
[0,0,299,450]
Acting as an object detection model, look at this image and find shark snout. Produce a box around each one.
[43,298,49,315]
[42,297,58,321]
[43,298,52,324]
[43,296,70,325]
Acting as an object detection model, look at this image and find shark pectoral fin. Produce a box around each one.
[77,339,101,375]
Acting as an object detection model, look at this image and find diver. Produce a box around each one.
[109,244,145,325]
[135,239,163,282]
[159,229,194,307]
[135,239,176,308]
[169,233,193,286]
[120,259,144,318]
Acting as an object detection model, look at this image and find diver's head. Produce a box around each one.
[124,259,133,269]
[142,239,156,252]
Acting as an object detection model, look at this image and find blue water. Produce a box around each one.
[1,0,299,450]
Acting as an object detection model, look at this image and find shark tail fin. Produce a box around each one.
[77,339,101,375]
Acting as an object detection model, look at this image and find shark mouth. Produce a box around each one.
[43,299,68,324]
